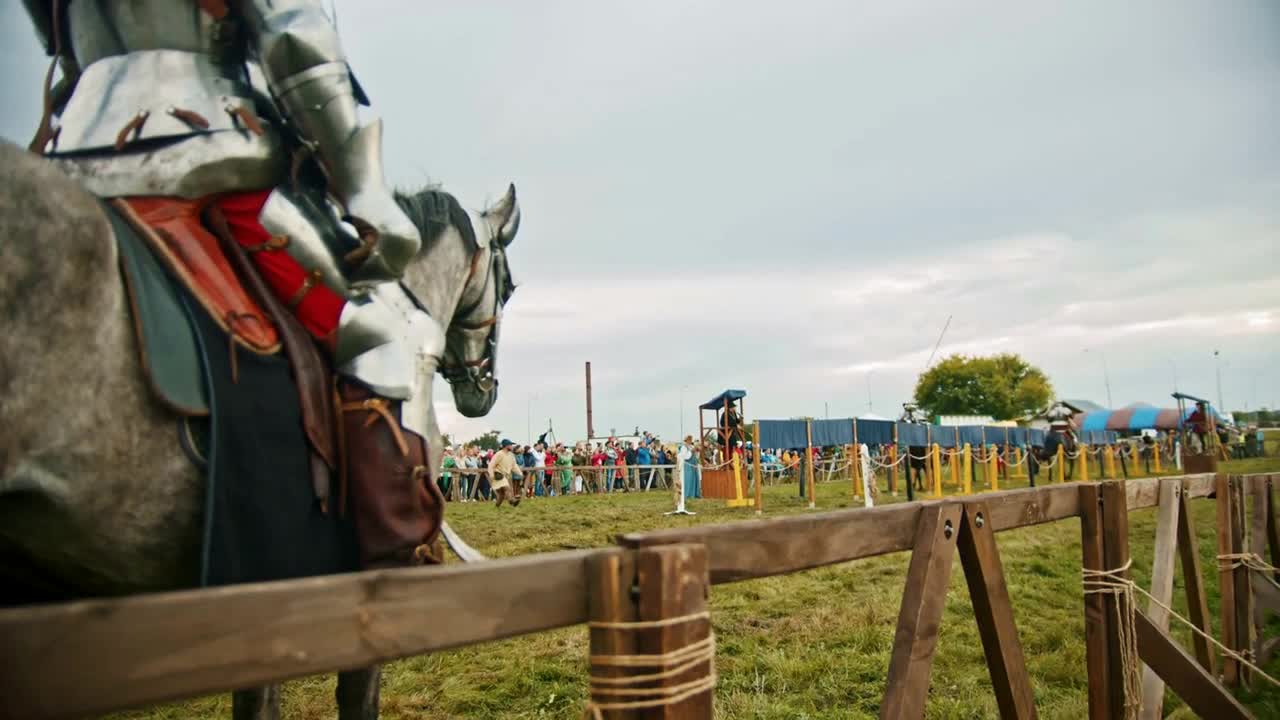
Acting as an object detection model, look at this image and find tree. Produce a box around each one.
[467,430,502,451]
[913,353,1053,421]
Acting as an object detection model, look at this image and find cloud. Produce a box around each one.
[1,1,1278,439]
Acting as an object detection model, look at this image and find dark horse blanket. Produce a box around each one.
[109,203,358,587]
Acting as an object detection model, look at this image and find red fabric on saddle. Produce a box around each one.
[119,197,280,352]
[215,191,345,341]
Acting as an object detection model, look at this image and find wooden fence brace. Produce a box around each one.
[1138,480,1181,720]
[1177,477,1216,674]
[1248,475,1280,666]
[1128,482,1250,719]
[880,503,963,720]
[957,501,1036,719]
[1216,473,1241,686]
[587,544,713,719]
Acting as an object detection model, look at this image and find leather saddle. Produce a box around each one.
[107,196,338,506]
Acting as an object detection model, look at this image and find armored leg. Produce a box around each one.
[338,382,444,569]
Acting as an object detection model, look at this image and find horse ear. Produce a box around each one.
[485,183,520,248]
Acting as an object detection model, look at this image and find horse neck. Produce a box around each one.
[404,218,479,325]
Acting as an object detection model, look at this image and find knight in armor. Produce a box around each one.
[24,0,444,569]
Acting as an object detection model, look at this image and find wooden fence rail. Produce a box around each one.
[0,472,1272,720]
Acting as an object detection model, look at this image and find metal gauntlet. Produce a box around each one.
[245,0,420,282]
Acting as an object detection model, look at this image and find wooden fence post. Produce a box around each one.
[1099,481,1132,716]
[753,424,763,515]
[890,426,900,497]
[1055,445,1065,484]
[1079,445,1089,483]
[588,544,714,719]
[1215,473,1240,686]
[949,448,959,490]
[805,420,816,510]
[989,445,999,492]
[936,443,947,499]
[1231,476,1254,687]
[1104,446,1116,480]
[1079,483,1111,719]
[963,444,972,496]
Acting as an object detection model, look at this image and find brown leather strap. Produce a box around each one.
[341,222,378,267]
[287,269,323,309]
[206,203,339,480]
[168,107,210,129]
[226,105,264,136]
[114,110,150,151]
[28,0,62,153]
[334,382,348,517]
[340,398,411,457]
[243,235,290,253]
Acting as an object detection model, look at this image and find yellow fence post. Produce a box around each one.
[1012,446,1022,478]
[1152,442,1162,473]
[931,444,942,497]
[1104,445,1117,479]
[1055,444,1065,483]
[1079,444,1089,482]
[989,445,999,491]
[962,443,972,495]
[949,448,958,489]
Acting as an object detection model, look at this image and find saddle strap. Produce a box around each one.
[205,205,339,504]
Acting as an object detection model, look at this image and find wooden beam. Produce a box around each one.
[619,476,1217,587]
[1177,479,1215,675]
[1216,473,1240,686]
[1134,609,1251,720]
[1099,480,1132,716]
[957,502,1037,719]
[881,503,963,720]
[634,544,713,719]
[0,549,601,720]
[1138,480,1181,720]
[1079,484,1110,720]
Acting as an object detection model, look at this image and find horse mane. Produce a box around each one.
[394,187,480,257]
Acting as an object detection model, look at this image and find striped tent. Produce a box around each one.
[1074,405,1225,432]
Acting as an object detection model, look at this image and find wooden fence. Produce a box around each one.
[1,473,1277,719]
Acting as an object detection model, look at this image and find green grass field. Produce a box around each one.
[115,457,1280,719]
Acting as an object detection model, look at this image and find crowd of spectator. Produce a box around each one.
[439,432,698,502]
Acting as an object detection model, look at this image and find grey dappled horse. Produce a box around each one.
[0,139,518,719]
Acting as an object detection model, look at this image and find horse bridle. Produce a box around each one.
[439,235,513,394]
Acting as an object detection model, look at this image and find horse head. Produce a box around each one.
[396,184,520,418]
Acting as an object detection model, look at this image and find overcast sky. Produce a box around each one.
[3,1,1277,443]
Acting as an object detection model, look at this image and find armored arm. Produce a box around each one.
[236,0,419,282]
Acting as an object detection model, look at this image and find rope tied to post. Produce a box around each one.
[1085,557,1280,698]
[1081,558,1143,719]
[583,610,717,719]
[1218,552,1280,592]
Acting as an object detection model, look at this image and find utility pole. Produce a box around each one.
[1084,348,1113,408]
[1214,350,1224,410]
[865,372,873,412]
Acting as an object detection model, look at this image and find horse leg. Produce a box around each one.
[336,666,381,720]
[232,686,281,720]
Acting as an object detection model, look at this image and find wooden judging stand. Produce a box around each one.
[697,389,751,506]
